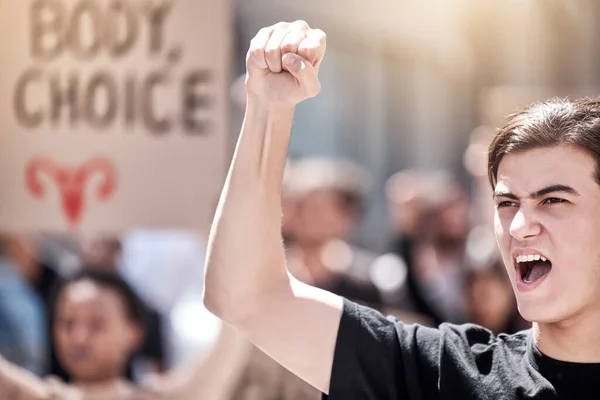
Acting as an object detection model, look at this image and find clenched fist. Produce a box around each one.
[245,21,326,107]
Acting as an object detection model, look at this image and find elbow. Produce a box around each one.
[202,260,238,322]
[203,284,231,322]
[202,261,291,326]
[202,283,252,325]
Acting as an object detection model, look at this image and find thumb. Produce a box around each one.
[282,53,320,97]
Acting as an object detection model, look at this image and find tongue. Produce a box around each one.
[524,261,552,283]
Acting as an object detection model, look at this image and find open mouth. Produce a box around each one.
[516,254,552,286]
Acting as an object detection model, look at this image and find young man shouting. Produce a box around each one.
[203,20,600,399]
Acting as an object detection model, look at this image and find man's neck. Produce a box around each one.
[534,309,600,363]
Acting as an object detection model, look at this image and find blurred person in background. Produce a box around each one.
[0,234,52,376]
[0,234,63,309]
[75,235,167,382]
[463,226,528,335]
[464,261,527,335]
[114,230,213,370]
[283,157,385,307]
[227,158,422,400]
[229,157,384,400]
[386,170,471,325]
[0,267,245,399]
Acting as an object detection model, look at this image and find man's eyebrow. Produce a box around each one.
[531,184,580,199]
[493,191,518,200]
[493,184,580,200]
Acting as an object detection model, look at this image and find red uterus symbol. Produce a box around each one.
[25,156,118,227]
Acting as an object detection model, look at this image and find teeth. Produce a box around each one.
[516,254,547,263]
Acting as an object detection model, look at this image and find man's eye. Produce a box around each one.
[543,197,567,205]
[496,201,517,208]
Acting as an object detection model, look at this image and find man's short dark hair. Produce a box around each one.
[488,97,600,189]
[51,267,144,325]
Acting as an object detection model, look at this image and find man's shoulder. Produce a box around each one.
[344,299,531,358]
[329,301,536,399]
[435,322,531,359]
[438,322,530,344]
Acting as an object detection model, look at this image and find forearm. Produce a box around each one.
[203,98,295,321]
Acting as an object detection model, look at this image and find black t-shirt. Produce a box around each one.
[324,299,600,399]
[318,274,383,309]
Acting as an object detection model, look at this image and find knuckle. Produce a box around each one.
[248,46,265,59]
[264,46,280,59]
[315,29,327,42]
[248,37,257,49]
[280,42,294,54]
[246,47,264,66]
[274,21,290,30]
[255,26,271,38]
[301,47,319,63]
[248,37,265,52]
[293,20,310,30]
[281,34,304,53]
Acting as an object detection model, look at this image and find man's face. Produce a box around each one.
[494,145,600,323]
[54,280,141,382]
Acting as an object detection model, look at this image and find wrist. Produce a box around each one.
[245,95,296,118]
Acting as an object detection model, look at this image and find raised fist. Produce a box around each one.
[245,21,326,107]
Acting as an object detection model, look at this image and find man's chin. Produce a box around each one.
[517,301,565,324]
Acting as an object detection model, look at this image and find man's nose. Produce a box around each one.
[509,208,541,241]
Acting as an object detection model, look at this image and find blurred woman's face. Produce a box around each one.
[54,280,141,383]
[437,194,470,241]
[294,190,354,245]
[468,271,515,332]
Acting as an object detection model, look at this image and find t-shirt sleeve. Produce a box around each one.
[324,299,443,400]
[0,354,69,400]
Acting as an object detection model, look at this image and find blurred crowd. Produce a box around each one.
[0,148,530,399]
[2,0,597,396]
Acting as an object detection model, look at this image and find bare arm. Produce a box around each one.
[0,355,64,399]
[203,21,343,394]
[144,323,253,400]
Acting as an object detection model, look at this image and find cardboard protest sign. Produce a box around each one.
[0,0,232,233]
